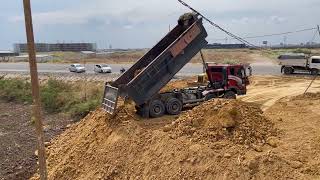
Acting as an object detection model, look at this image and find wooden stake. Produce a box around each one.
[23,0,48,179]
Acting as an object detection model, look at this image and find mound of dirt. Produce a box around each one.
[32,100,282,179]
[167,100,276,146]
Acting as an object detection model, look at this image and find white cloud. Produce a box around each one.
[5,0,320,48]
[123,25,133,29]
[268,16,288,24]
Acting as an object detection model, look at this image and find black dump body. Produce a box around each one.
[103,15,208,114]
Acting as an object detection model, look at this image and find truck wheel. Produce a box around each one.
[283,67,293,75]
[205,93,215,101]
[165,98,182,115]
[224,91,236,99]
[311,69,319,76]
[149,100,165,118]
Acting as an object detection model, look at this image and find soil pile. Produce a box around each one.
[167,100,276,146]
[32,100,286,179]
[264,92,320,179]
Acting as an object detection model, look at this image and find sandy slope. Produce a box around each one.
[241,75,320,111]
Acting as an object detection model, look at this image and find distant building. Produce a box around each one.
[0,50,18,62]
[205,43,247,49]
[0,50,18,57]
[13,54,54,63]
[14,43,97,53]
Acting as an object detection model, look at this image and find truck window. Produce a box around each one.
[311,59,320,63]
[210,68,222,72]
[230,68,235,75]
[237,68,245,77]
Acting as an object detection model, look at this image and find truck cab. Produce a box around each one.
[309,56,320,74]
[206,64,250,96]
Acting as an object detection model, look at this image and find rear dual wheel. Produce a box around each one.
[165,98,182,115]
[149,98,183,118]
[283,67,293,75]
[149,100,165,118]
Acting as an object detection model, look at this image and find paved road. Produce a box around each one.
[0,62,281,76]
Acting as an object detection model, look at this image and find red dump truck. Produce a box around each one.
[102,14,250,118]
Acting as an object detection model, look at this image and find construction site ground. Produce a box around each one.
[0,102,74,180]
[1,75,320,179]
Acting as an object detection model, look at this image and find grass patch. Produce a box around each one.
[0,79,32,103]
[0,78,103,120]
[70,99,100,119]
[223,59,240,64]
[292,48,312,55]
[262,48,313,59]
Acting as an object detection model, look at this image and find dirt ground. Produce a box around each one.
[44,48,320,64]
[2,75,320,179]
[264,93,320,178]
[28,75,320,180]
[27,49,256,64]
[89,49,255,64]
[241,75,320,111]
[0,101,74,180]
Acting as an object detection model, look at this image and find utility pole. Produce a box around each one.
[23,0,48,180]
[317,25,320,37]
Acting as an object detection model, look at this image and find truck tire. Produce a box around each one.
[311,69,319,76]
[205,93,215,101]
[149,100,165,118]
[165,98,182,115]
[224,91,236,99]
[283,67,293,75]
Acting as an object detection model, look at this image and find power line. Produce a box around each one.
[211,27,317,41]
[309,29,318,43]
[177,0,260,49]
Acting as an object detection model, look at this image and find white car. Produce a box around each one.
[94,64,112,73]
[69,64,86,73]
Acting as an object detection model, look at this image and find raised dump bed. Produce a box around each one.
[103,14,208,114]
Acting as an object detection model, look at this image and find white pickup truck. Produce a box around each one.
[278,53,320,75]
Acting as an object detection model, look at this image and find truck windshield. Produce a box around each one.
[237,68,246,78]
[312,59,320,63]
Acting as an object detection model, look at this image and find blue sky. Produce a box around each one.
[1,0,319,50]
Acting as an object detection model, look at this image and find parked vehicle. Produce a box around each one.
[279,53,320,75]
[102,14,249,118]
[94,64,112,73]
[69,64,86,73]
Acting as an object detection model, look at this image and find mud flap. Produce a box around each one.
[102,84,119,115]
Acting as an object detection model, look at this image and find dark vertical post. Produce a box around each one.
[199,50,208,73]
[22,0,48,179]
[317,25,320,37]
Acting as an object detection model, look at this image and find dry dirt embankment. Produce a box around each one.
[33,100,280,179]
[265,93,320,178]
[31,76,320,180]
[241,75,320,111]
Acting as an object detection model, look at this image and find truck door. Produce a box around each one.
[310,58,320,70]
[208,67,224,89]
